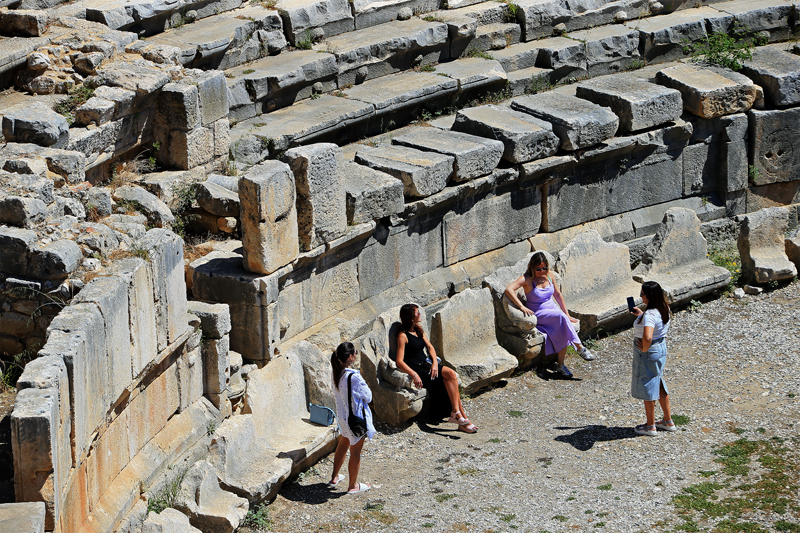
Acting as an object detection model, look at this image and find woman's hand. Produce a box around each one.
[569,316,579,323]
[521,307,534,316]
[635,338,643,350]
[430,360,438,379]
[631,307,643,317]
[410,372,423,388]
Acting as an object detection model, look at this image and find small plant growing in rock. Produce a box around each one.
[146,466,187,514]
[686,25,767,71]
[748,164,761,184]
[53,85,95,124]
[465,47,494,60]
[296,29,315,50]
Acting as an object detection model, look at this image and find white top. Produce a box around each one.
[332,368,376,444]
[633,308,670,340]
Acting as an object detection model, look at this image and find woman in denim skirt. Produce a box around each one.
[630,281,677,437]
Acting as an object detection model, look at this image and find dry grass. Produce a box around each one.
[184,242,215,264]
[107,155,154,191]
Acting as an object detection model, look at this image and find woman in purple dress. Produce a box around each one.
[505,252,595,378]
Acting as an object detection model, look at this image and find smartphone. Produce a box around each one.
[627,296,636,312]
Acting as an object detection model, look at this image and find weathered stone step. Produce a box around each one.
[352,0,439,30]
[515,0,650,41]
[312,18,449,86]
[469,21,520,53]
[145,4,285,69]
[276,0,353,45]
[84,0,244,36]
[225,49,336,123]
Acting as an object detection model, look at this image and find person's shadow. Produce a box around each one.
[279,480,351,504]
[417,419,463,439]
[554,424,638,451]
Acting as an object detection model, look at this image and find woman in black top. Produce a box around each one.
[396,303,478,433]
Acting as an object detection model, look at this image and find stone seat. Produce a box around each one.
[84,0,245,36]
[312,18,449,87]
[146,5,285,69]
[632,207,731,306]
[359,305,429,426]
[352,0,439,30]
[434,57,507,103]
[224,50,337,123]
[567,25,641,77]
[277,0,354,45]
[736,207,797,284]
[229,95,374,164]
[555,230,642,335]
[209,354,337,501]
[431,287,518,394]
[712,0,793,43]
[469,22,521,53]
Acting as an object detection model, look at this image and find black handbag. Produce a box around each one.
[347,373,369,439]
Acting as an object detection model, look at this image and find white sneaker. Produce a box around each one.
[578,347,595,361]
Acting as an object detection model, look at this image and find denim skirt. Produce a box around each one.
[631,338,669,401]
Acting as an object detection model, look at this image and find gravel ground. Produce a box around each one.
[266,280,800,533]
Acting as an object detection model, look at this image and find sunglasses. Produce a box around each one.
[535,267,548,272]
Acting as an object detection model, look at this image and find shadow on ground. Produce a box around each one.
[554,424,639,451]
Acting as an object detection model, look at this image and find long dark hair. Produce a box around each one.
[331,341,356,389]
[526,252,549,278]
[640,281,670,324]
[399,303,424,337]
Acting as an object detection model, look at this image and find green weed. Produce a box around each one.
[146,466,188,514]
[435,493,457,503]
[597,484,612,490]
[53,85,95,124]
[296,29,314,50]
[508,410,526,418]
[241,503,272,530]
[687,25,767,71]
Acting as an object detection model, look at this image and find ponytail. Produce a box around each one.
[331,341,356,389]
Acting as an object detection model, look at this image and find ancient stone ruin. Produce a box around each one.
[2,0,800,529]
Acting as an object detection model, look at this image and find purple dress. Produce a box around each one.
[525,281,581,356]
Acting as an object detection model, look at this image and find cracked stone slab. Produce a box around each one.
[470,22,521,52]
[435,57,507,92]
[712,0,793,42]
[740,47,800,107]
[352,0,440,30]
[507,66,552,96]
[624,7,732,62]
[342,161,404,224]
[575,76,682,133]
[316,18,449,86]
[277,0,354,44]
[230,95,373,164]
[342,70,459,116]
[532,36,587,82]
[96,61,171,96]
[655,63,759,118]
[392,126,503,181]
[568,24,641,77]
[511,93,619,150]
[354,144,454,197]
[452,104,560,163]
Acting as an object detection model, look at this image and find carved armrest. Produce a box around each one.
[501,291,538,333]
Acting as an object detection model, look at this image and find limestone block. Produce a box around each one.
[0,195,47,228]
[73,275,134,408]
[238,160,299,274]
[786,228,800,271]
[243,354,337,471]
[555,230,642,335]
[435,58,507,99]
[202,335,230,398]
[452,104,559,163]
[392,127,503,182]
[575,77,682,133]
[632,207,731,304]
[443,185,541,265]
[0,502,46,533]
[186,70,229,126]
[93,86,136,119]
[341,71,458,117]
[158,83,201,131]
[358,305,427,426]
[72,52,105,77]
[286,340,334,410]
[174,460,249,533]
[142,508,202,533]
[431,288,518,394]
[0,227,36,276]
[208,415,291,503]
[569,24,640,77]
[141,229,188,349]
[113,185,176,228]
[354,145,453,198]
[2,103,69,148]
[352,0,439,29]
[169,127,215,170]
[534,36,587,82]
[178,347,205,412]
[737,207,797,284]
[357,216,443,300]
[655,64,759,119]
[283,143,347,250]
[97,61,171,96]
[11,389,59,528]
[681,142,721,196]
[74,97,115,127]
[511,93,619,150]
[30,239,83,280]
[713,0,793,42]
[741,47,800,107]
[278,0,354,44]
[624,7,728,62]
[750,107,800,185]
[342,161,404,224]
[470,22,521,52]
[490,40,541,72]
[187,301,231,339]
[0,9,49,36]
[514,0,569,41]
[107,258,158,377]
[194,181,240,217]
[125,361,180,456]
[563,0,649,31]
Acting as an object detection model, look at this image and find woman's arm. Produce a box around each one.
[504,275,534,316]
[396,333,423,388]
[551,276,578,323]
[637,325,654,352]
[353,373,372,404]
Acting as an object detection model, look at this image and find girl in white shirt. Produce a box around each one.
[630,281,676,437]
[328,342,375,493]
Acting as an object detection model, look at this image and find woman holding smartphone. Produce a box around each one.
[630,281,676,436]
[396,303,478,433]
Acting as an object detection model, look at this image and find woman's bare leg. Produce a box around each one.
[644,400,656,427]
[556,346,568,366]
[347,438,366,491]
[330,435,349,484]
[442,367,465,418]
[658,382,671,422]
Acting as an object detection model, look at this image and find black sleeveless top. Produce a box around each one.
[402,331,428,370]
